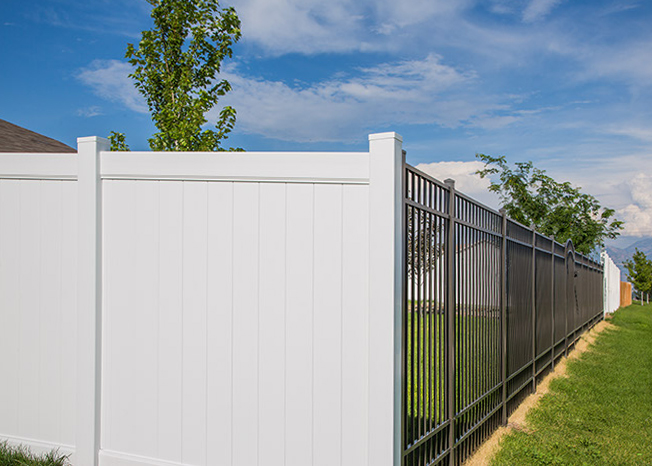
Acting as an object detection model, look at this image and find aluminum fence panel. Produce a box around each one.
[402,163,604,466]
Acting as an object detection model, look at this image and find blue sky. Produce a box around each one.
[2,0,652,245]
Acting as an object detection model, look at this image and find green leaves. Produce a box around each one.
[624,248,652,294]
[115,0,242,151]
[476,154,623,254]
[108,131,129,151]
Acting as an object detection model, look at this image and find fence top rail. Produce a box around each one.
[0,152,78,180]
[455,186,502,217]
[404,161,603,268]
[405,163,451,191]
[100,150,371,184]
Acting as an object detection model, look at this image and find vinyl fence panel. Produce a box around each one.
[96,132,403,466]
[0,159,78,459]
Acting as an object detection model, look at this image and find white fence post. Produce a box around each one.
[76,137,108,466]
[601,251,620,314]
[368,132,404,466]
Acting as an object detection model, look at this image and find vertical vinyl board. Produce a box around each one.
[157,182,184,463]
[0,181,20,435]
[130,181,160,457]
[102,180,135,453]
[285,184,314,466]
[313,184,343,466]
[206,182,234,466]
[18,181,40,438]
[341,185,369,466]
[59,180,77,446]
[38,181,63,442]
[103,180,153,455]
[231,182,260,466]
[181,182,209,465]
[257,183,287,466]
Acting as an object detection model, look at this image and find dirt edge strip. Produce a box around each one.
[462,318,615,466]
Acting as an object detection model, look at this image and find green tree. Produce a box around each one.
[624,248,652,295]
[475,154,623,254]
[109,131,129,151]
[111,0,241,151]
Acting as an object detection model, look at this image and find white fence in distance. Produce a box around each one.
[0,133,404,466]
[602,251,620,314]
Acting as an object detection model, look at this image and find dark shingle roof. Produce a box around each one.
[0,118,76,153]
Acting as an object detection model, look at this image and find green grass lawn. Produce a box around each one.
[404,310,501,443]
[491,303,652,465]
[0,441,70,466]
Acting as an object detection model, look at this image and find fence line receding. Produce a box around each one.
[402,163,604,466]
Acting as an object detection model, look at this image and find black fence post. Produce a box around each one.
[444,178,456,465]
[564,243,570,358]
[400,152,407,466]
[550,236,555,371]
[500,209,507,425]
[531,227,536,392]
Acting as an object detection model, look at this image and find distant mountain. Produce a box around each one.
[606,237,652,281]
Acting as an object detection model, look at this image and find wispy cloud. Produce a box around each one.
[607,125,652,143]
[28,1,150,38]
[216,55,518,142]
[76,60,147,113]
[578,40,652,87]
[76,106,103,118]
[522,0,563,22]
[599,3,640,16]
[230,0,471,55]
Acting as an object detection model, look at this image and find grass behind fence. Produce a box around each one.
[492,303,652,465]
[405,309,501,442]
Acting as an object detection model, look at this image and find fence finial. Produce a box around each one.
[444,178,455,189]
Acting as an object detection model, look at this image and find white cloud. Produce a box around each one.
[580,40,652,87]
[599,3,640,16]
[375,0,472,29]
[76,106,103,117]
[77,60,147,113]
[607,125,652,143]
[469,115,520,130]
[541,151,652,238]
[488,0,518,15]
[231,0,366,55]
[414,161,501,209]
[522,0,562,23]
[618,174,652,236]
[215,55,514,142]
[76,53,524,143]
[230,0,471,55]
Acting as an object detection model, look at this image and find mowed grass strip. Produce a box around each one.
[0,441,70,466]
[491,303,652,465]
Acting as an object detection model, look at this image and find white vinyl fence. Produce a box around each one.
[0,133,403,466]
[602,251,620,314]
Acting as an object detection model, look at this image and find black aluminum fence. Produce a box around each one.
[402,163,603,465]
